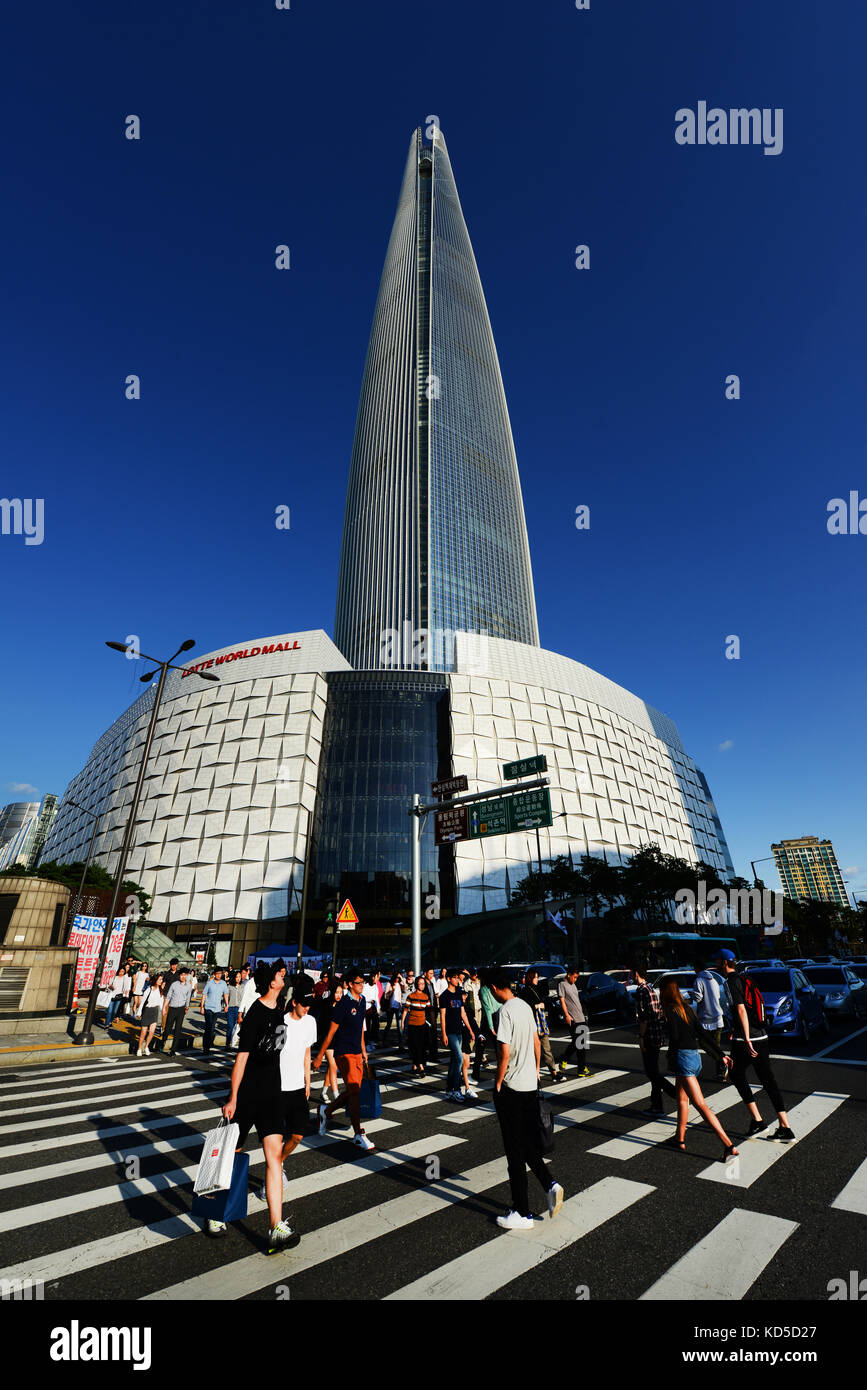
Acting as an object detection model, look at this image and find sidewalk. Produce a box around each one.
[0,1010,213,1069]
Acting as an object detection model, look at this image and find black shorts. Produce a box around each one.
[234,1089,285,1145]
[282,1087,309,1138]
[461,1027,474,1054]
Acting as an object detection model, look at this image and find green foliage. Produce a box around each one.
[0,860,151,923]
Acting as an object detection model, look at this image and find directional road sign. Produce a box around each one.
[431,775,468,799]
[508,786,553,830]
[503,754,548,780]
[434,804,470,846]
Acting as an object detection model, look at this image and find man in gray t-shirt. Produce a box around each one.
[558,968,591,1075]
[487,969,563,1231]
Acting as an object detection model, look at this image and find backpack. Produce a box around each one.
[741,976,766,1029]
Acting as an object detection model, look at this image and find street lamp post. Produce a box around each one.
[750,856,775,886]
[74,639,218,1045]
[64,798,101,921]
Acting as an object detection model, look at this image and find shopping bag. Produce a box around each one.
[359,1068,382,1119]
[96,990,111,1009]
[192,1151,249,1223]
[193,1117,240,1195]
[537,1090,555,1155]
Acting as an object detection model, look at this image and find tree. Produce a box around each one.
[1,860,151,923]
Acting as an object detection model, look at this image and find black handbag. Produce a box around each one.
[538,1090,555,1154]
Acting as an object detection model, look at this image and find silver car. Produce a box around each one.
[802,965,867,1021]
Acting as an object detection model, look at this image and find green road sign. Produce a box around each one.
[468,797,511,839]
[503,754,548,780]
[508,786,553,831]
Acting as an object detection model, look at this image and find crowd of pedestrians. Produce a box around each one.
[95,947,795,1251]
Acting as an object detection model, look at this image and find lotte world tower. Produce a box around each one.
[44,124,735,959]
[335,126,539,671]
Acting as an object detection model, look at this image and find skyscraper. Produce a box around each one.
[334,126,539,672]
[772,836,849,908]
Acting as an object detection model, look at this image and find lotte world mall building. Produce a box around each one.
[43,127,735,964]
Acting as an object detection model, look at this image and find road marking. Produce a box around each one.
[639,1208,798,1300]
[385,1177,654,1300]
[0,1078,228,1136]
[809,1022,867,1060]
[0,1069,218,1119]
[0,1135,466,1292]
[0,1104,226,1161]
[441,1070,628,1124]
[385,1094,440,1111]
[588,1086,759,1160]
[0,1116,401,1234]
[0,1065,183,1105]
[698,1091,848,1188]
[831,1155,867,1215]
[142,1152,519,1300]
[0,1060,138,1089]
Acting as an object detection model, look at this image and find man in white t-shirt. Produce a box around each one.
[487,967,564,1231]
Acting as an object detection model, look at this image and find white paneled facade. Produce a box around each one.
[41,633,351,926]
[449,635,733,913]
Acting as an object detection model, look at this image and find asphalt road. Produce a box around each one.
[0,1014,864,1309]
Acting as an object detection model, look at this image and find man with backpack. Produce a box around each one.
[715,951,795,1141]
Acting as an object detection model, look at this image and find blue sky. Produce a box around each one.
[2,1,864,896]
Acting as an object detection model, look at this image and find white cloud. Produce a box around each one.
[844,865,861,875]
[6,782,39,797]
[718,740,734,752]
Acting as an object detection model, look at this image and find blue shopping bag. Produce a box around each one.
[192,1151,249,1223]
[359,1074,382,1120]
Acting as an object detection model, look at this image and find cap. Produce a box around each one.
[716,949,736,962]
[294,990,316,1006]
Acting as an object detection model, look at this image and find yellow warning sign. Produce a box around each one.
[336,899,359,925]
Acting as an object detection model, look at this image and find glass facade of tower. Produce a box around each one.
[309,672,454,927]
[334,128,539,672]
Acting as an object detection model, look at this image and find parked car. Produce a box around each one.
[546,970,630,1022]
[810,955,842,965]
[786,958,815,969]
[737,958,785,973]
[653,969,729,1016]
[847,955,867,965]
[743,966,828,1042]
[802,965,867,1022]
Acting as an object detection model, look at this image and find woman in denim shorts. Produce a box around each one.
[660,981,738,1160]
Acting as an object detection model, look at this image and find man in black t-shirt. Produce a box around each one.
[440,968,475,1101]
[716,952,794,1141]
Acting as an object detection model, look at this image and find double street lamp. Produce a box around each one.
[74,639,219,1045]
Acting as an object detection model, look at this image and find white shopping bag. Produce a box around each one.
[193,1118,239,1195]
[231,1024,241,1046]
[96,990,111,1008]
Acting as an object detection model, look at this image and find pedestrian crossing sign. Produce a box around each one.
[336,899,359,925]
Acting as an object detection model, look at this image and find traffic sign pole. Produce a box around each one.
[411,792,421,977]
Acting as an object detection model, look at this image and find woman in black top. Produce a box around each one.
[220,958,299,1251]
[659,982,738,1159]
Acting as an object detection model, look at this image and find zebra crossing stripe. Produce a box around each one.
[0,1060,130,1088]
[0,1105,227,1162]
[0,1115,401,1234]
[0,1065,183,1110]
[142,1152,515,1300]
[385,1177,655,1300]
[0,1078,228,1137]
[385,1094,441,1111]
[0,1069,219,1119]
[553,1081,654,1130]
[587,1085,760,1161]
[0,1135,465,1291]
[639,1208,798,1300]
[698,1092,848,1188]
[441,1070,629,1124]
[831,1156,867,1215]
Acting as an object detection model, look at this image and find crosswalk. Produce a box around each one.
[0,1048,862,1302]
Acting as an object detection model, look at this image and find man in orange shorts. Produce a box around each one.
[312,967,375,1152]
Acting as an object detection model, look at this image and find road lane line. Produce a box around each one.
[698,1091,848,1188]
[385,1177,654,1300]
[639,1209,798,1300]
[831,1155,867,1215]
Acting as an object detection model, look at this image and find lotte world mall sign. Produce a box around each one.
[181,639,301,678]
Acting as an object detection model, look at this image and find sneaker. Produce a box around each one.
[770,1125,795,1143]
[462,1087,479,1101]
[559,1061,568,1072]
[578,1067,593,1078]
[206,1219,227,1237]
[496,1210,534,1231]
[256,1167,289,1202]
[644,1105,665,1116]
[747,1117,767,1138]
[445,1090,464,1103]
[143,1046,151,1055]
[136,1048,143,1057]
[353,1131,375,1152]
[546,1182,564,1219]
[318,1102,329,1137]
[267,1219,300,1253]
